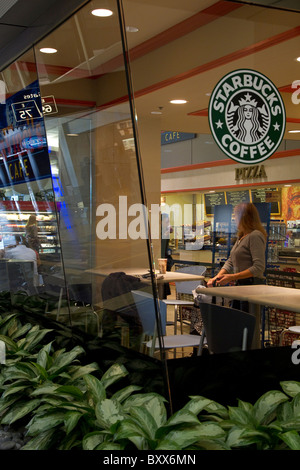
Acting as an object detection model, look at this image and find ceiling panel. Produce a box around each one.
[0,0,87,70]
[235,0,300,11]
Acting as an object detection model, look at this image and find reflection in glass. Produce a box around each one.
[0,49,65,317]
[32,0,162,356]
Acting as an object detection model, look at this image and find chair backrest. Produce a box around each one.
[7,260,36,295]
[131,290,166,336]
[199,302,256,353]
[0,260,9,291]
[175,265,206,294]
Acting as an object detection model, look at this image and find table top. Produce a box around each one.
[196,284,300,313]
[86,267,204,283]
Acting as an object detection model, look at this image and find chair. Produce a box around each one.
[198,301,256,355]
[163,265,206,334]
[6,260,38,295]
[132,290,202,357]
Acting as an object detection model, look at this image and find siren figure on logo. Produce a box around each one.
[228,93,269,144]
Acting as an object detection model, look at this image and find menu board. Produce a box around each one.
[225,190,250,206]
[204,192,225,216]
[251,188,281,215]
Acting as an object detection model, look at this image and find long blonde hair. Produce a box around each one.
[234,203,267,239]
[26,215,37,227]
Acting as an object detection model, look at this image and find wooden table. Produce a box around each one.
[87,267,204,299]
[196,284,300,348]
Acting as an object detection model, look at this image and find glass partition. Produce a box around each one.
[122,0,300,354]
[0,0,168,368]
[0,47,68,318]
[34,0,166,356]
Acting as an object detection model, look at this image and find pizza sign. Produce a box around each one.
[208,69,286,164]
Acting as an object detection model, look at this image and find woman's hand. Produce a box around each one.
[206,276,220,287]
[214,273,235,286]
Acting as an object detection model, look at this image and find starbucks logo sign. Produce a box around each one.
[208,69,286,164]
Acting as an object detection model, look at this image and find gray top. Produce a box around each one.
[222,230,266,278]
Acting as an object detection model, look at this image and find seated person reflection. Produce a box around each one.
[207,203,267,312]
[5,235,39,287]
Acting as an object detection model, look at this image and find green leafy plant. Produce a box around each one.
[23,363,132,450]
[0,320,53,365]
[0,342,99,431]
[193,382,300,450]
[1,293,300,451]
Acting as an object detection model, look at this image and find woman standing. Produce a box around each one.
[207,202,267,311]
[25,214,40,253]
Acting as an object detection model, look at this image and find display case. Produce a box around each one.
[0,201,60,255]
[286,220,300,248]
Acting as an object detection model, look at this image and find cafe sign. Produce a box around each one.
[208,69,285,164]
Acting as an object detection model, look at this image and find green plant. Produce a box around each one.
[1,293,300,451]
[194,381,300,450]
[0,318,53,365]
[21,367,228,451]
[22,363,133,450]
[0,343,99,431]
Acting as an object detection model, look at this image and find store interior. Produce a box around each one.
[0,0,299,363]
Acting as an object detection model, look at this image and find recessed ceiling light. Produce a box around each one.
[288,130,300,133]
[67,134,79,137]
[91,8,113,17]
[126,26,139,33]
[296,57,300,62]
[151,111,162,115]
[170,99,187,104]
[40,48,57,54]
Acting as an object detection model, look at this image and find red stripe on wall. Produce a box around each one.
[131,26,300,99]
[161,149,300,174]
[161,179,300,194]
[92,1,243,76]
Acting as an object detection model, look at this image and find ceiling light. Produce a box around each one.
[40,48,57,54]
[91,8,113,17]
[288,130,300,133]
[296,57,300,62]
[126,26,139,33]
[151,111,162,115]
[170,99,187,104]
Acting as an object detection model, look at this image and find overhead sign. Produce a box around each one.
[41,95,58,116]
[0,81,52,188]
[208,69,286,164]
[235,164,267,180]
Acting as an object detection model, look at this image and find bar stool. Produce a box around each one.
[279,325,300,346]
[163,266,206,334]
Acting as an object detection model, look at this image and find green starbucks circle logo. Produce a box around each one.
[208,69,286,164]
